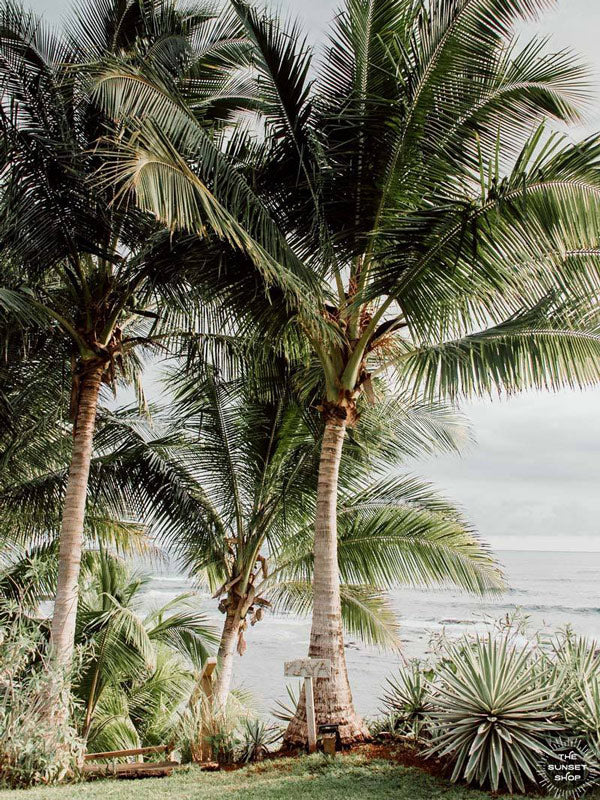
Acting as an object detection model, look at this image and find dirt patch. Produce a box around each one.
[344,740,452,781]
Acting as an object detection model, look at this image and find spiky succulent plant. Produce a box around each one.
[381,660,432,740]
[427,634,562,792]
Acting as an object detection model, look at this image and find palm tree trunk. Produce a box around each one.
[284,416,369,747]
[213,607,240,709]
[50,362,104,669]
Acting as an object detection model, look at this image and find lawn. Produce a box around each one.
[0,753,561,800]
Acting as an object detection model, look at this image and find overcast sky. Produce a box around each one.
[29,0,600,552]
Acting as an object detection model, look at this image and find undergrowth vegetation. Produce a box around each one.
[0,607,84,788]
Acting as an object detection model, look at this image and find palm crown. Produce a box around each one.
[98,0,600,400]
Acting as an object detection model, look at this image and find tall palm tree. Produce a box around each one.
[0,0,255,676]
[94,0,600,743]
[167,365,503,707]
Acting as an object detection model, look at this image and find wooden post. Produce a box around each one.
[304,676,317,753]
[199,657,217,763]
[284,658,332,754]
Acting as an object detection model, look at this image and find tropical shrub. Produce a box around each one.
[368,712,409,741]
[0,606,84,788]
[377,622,600,792]
[0,551,216,757]
[202,711,241,766]
[426,633,562,792]
[176,690,256,765]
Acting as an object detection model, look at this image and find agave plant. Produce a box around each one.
[271,683,301,725]
[237,719,281,763]
[427,634,562,792]
[380,660,432,740]
[561,679,600,759]
[549,631,600,757]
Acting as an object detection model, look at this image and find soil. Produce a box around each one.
[344,740,452,781]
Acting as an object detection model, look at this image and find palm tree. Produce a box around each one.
[90,0,600,743]
[0,0,253,675]
[164,363,503,708]
[74,552,215,750]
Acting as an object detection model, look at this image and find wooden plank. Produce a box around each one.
[84,745,168,762]
[118,766,174,780]
[284,658,331,679]
[83,761,178,776]
[304,676,317,754]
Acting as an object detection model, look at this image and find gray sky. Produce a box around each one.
[30,0,600,552]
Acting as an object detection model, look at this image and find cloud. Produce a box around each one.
[413,389,600,552]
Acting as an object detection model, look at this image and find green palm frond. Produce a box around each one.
[267,580,400,650]
[85,688,141,754]
[271,473,504,596]
[376,132,600,339]
[400,306,600,400]
[145,598,217,670]
[344,394,472,470]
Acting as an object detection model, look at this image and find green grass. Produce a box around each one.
[0,753,566,800]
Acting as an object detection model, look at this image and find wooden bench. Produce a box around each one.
[82,745,178,779]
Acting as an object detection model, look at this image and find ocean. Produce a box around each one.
[142,550,600,718]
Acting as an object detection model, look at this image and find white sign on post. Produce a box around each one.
[284,658,332,753]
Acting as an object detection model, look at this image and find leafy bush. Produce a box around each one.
[176,691,257,765]
[426,633,562,792]
[368,712,408,740]
[0,607,84,788]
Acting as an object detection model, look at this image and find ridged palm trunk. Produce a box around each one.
[284,415,370,747]
[50,361,104,669]
[214,606,240,709]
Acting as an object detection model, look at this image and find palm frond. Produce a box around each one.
[268,580,400,649]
